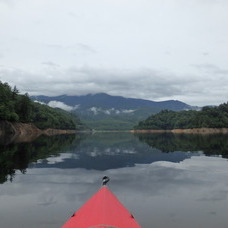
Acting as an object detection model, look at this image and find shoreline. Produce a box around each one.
[0,121,77,144]
[1,120,228,143]
[131,128,228,134]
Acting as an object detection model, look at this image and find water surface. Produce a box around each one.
[0,133,228,228]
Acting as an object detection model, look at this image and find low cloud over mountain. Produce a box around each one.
[32,93,198,130]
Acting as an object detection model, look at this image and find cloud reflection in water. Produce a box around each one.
[0,156,228,228]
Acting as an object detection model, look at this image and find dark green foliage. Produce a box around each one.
[134,102,228,130]
[0,81,84,129]
[85,117,137,130]
[30,102,75,129]
[15,93,32,122]
[0,82,19,121]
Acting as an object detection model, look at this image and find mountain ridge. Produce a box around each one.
[31,93,199,130]
[32,92,194,108]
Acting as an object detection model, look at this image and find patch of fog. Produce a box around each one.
[35,100,80,112]
[104,109,111,115]
[89,107,99,115]
[88,107,135,115]
[73,104,80,110]
[34,100,46,105]
[122,109,135,113]
[47,101,74,111]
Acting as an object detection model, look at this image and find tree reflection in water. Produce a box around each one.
[0,134,84,184]
[135,133,228,158]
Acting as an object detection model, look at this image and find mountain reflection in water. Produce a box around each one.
[0,132,228,228]
[1,132,228,183]
[30,133,198,170]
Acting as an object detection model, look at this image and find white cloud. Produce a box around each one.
[122,109,135,114]
[87,107,136,115]
[34,100,45,105]
[104,110,111,115]
[89,107,99,115]
[47,101,74,111]
[42,61,60,67]
[0,0,228,106]
[74,104,80,110]
[1,65,227,106]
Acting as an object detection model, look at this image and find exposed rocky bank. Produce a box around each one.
[0,121,76,144]
[132,128,228,134]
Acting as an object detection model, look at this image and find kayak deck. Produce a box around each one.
[62,185,141,228]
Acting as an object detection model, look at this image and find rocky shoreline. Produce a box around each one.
[132,128,228,134]
[0,121,76,144]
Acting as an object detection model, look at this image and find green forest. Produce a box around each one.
[0,81,84,130]
[134,102,228,130]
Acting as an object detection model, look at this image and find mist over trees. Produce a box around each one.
[0,81,84,130]
[134,103,228,130]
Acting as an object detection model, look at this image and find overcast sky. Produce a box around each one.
[0,0,227,106]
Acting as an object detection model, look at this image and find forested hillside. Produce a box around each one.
[0,81,84,130]
[32,93,197,130]
[134,102,228,130]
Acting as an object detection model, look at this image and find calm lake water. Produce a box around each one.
[0,132,228,228]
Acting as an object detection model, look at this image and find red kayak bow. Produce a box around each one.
[62,176,141,228]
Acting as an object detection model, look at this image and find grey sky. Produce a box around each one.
[0,0,228,106]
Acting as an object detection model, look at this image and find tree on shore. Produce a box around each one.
[0,81,84,130]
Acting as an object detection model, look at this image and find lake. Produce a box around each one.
[0,132,228,228]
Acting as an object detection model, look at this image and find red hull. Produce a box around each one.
[62,186,141,228]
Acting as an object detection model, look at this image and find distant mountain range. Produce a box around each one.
[31,93,199,130]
